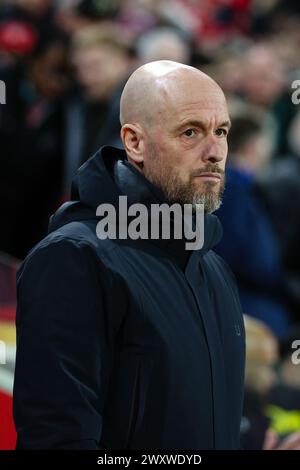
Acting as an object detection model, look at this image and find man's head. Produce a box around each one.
[120,60,230,213]
[136,27,190,65]
[241,45,286,107]
[227,114,272,173]
[71,25,133,101]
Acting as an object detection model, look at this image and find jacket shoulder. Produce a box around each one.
[18,220,113,284]
[26,219,110,260]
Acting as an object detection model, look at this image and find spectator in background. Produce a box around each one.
[257,110,300,320]
[71,24,133,107]
[241,44,286,108]
[136,26,190,64]
[215,114,291,337]
[64,24,135,195]
[0,18,38,257]
[241,315,300,450]
[56,0,121,35]
[241,316,300,450]
[0,0,56,42]
[114,0,158,39]
[241,315,278,450]
[12,34,70,259]
[275,326,300,392]
[240,43,296,156]
[202,48,245,97]
[0,7,70,259]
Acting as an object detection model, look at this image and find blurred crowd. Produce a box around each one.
[1,0,300,449]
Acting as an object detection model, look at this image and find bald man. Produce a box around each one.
[14,61,245,450]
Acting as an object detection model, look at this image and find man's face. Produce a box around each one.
[73,45,129,101]
[142,79,230,213]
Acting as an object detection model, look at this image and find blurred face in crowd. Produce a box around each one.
[30,43,70,99]
[245,133,273,172]
[242,45,286,107]
[16,0,51,16]
[73,44,130,101]
[244,315,279,395]
[121,61,230,212]
[232,132,273,174]
[209,56,244,96]
[137,29,190,64]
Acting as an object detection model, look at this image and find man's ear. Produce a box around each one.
[121,124,145,166]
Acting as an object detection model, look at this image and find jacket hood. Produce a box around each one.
[49,146,223,258]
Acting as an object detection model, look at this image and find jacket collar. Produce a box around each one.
[112,149,223,269]
[52,146,223,269]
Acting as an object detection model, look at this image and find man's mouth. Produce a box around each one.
[195,172,222,182]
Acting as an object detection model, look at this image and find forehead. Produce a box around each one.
[157,78,229,126]
[165,98,229,131]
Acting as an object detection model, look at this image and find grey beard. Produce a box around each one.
[192,192,223,213]
[143,146,225,213]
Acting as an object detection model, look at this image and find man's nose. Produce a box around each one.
[205,154,224,164]
[202,150,225,164]
[201,140,226,164]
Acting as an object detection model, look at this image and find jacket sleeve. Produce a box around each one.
[13,238,116,449]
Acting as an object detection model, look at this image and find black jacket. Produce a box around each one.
[13,146,245,450]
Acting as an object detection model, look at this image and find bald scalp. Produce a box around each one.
[119,60,224,129]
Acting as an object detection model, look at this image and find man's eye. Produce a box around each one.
[183,129,196,138]
[215,128,228,137]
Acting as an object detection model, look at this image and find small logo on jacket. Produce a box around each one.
[234,324,241,336]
